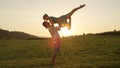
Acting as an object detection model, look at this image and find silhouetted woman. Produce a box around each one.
[43,4,86,30]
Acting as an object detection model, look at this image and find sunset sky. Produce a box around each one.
[0,0,120,37]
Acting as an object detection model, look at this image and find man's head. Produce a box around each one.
[42,21,50,28]
[43,14,49,20]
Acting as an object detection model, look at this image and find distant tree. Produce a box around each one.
[114,29,116,32]
[83,33,85,36]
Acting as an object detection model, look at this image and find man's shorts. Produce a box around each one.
[53,38,61,54]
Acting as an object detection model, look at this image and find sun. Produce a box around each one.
[60,27,72,36]
[54,24,73,36]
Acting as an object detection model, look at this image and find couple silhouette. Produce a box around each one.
[42,4,86,65]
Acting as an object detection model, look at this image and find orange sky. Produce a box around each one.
[0,0,120,37]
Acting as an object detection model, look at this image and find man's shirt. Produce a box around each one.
[48,26,60,38]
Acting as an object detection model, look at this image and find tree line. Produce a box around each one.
[1,28,120,40]
[95,29,120,35]
[0,28,40,40]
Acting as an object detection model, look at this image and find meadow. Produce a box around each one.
[0,35,120,68]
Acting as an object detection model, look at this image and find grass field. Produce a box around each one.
[0,35,120,68]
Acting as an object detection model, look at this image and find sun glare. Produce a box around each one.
[54,24,73,36]
[60,27,72,36]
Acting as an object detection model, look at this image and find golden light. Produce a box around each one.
[54,23,73,36]
[60,27,72,36]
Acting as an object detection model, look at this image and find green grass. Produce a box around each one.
[0,35,120,68]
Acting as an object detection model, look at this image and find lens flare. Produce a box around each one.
[60,27,72,36]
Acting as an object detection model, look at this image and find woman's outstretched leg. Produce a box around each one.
[67,4,86,18]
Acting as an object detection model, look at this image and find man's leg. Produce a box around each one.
[51,38,60,65]
[51,52,57,65]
